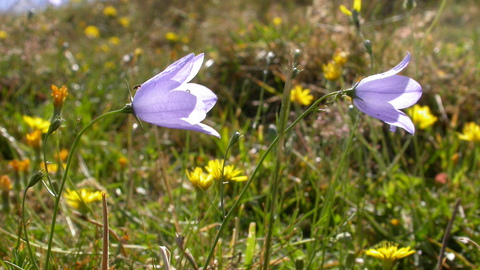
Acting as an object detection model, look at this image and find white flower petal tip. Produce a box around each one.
[132,53,220,138]
[353,52,422,134]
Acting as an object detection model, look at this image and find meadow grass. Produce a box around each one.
[1,0,480,269]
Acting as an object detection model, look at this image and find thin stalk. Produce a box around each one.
[22,189,40,270]
[202,90,348,268]
[262,55,293,270]
[253,53,273,129]
[219,149,229,217]
[44,108,127,270]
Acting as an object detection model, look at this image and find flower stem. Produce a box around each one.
[202,90,348,268]
[262,54,294,270]
[22,188,40,270]
[44,108,128,270]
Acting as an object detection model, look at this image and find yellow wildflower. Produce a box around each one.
[85,25,100,38]
[0,176,12,192]
[23,115,50,133]
[104,61,116,69]
[407,104,437,129]
[272,17,282,26]
[181,36,190,44]
[118,157,127,170]
[103,6,117,17]
[109,36,120,45]
[332,49,349,66]
[9,160,20,172]
[340,0,361,16]
[19,159,30,173]
[55,149,69,163]
[458,122,480,142]
[26,130,42,149]
[118,17,130,28]
[322,60,342,81]
[51,85,68,108]
[64,188,104,214]
[205,159,248,182]
[41,163,59,174]
[290,85,314,106]
[186,167,214,190]
[0,30,8,39]
[365,241,415,270]
[390,218,399,226]
[165,32,179,42]
[134,48,143,57]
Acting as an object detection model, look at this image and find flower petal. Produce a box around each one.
[339,5,352,16]
[185,53,205,83]
[354,99,415,134]
[160,120,220,138]
[357,53,411,85]
[133,53,195,105]
[180,83,218,112]
[133,90,197,123]
[355,75,422,109]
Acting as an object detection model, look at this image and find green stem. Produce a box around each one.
[262,55,293,270]
[44,108,128,270]
[220,145,232,217]
[202,90,348,268]
[253,54,272,129]
[22,188,40,270]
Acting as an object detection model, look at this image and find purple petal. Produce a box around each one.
[158,120,220,138]
[133,90,197,123]
[358,53,411,85]
[355,75,422,109]
[354,99,415,134]
[185,53,205,83]
[133,54,195,105]
[49,0,62,5]
[176,83,217,112]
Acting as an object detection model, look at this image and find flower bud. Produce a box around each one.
[26,171,44,189]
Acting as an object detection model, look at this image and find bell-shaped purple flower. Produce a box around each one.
[132,53,220,138]
[352,52,422,134]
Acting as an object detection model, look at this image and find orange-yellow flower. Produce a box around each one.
[272,17,282,26]
[19,159,30,173]
[165,32,179,42]
[458,122,480,142]
[119,157,127,170]
[51,85,68,107]
[103,6,117,17]
[0,30,8,39]
[23,115,50,133]
[340,0,361,16]
[333,49,349,66]
[365,241,415,270]
[186,167,213,190]
[290,85,314,106]
[407,104,437,129]
[85,25,100,38]
[205,159,248,182]
[118,17,130,28]
[64,188,104,215]
[0,175,12,192]
[322,60,342,81]
[26,130,42,148]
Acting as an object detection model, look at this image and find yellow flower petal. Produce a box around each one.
[407,104,437,130]
[339,5,352,16]
[353,0,362,12]
[458,122,480,142]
